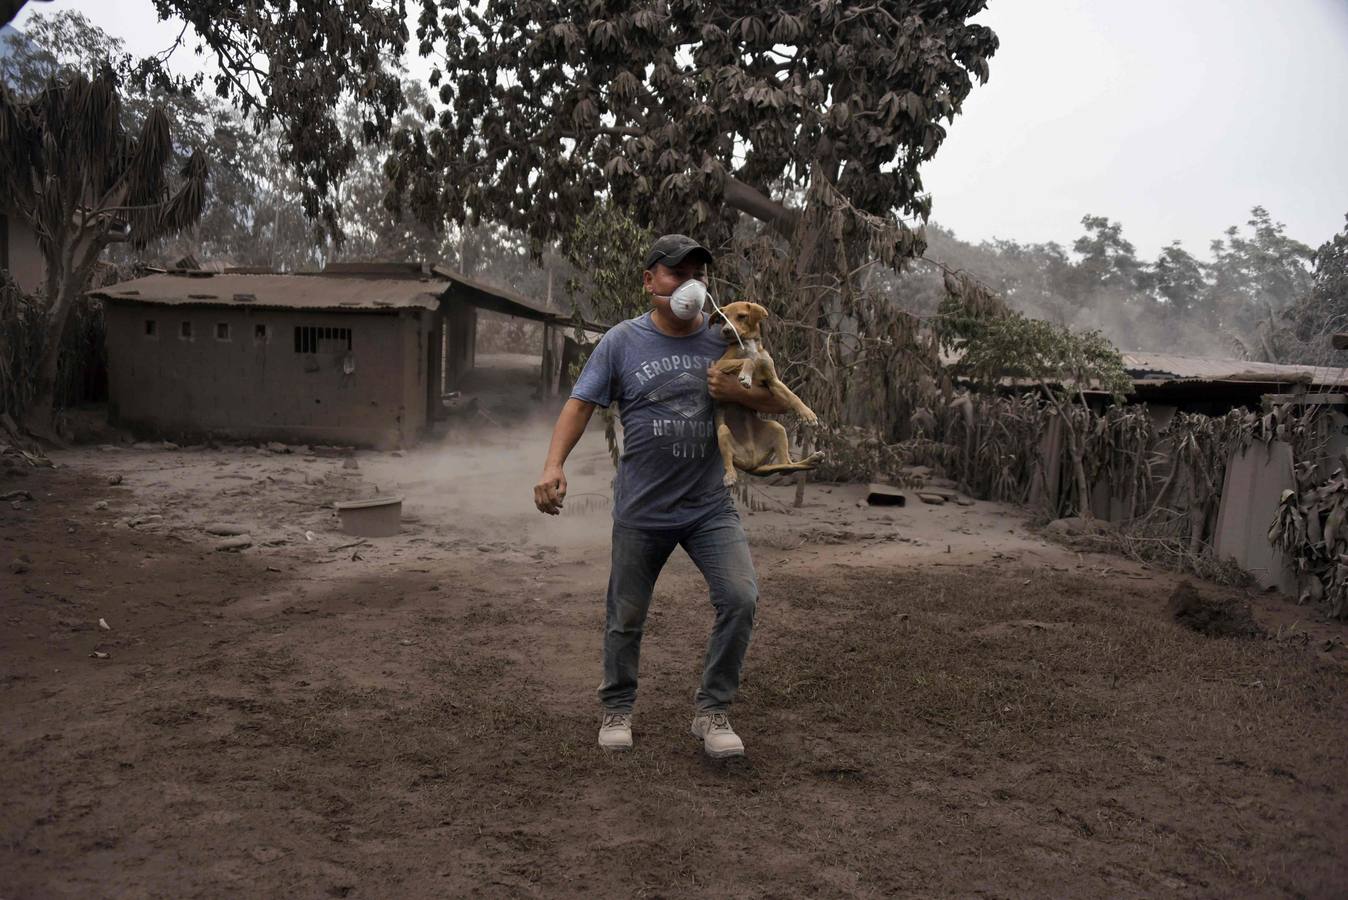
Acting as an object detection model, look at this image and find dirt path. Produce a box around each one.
[3,426,1346,898]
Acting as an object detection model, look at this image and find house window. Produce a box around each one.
[215,322,231,341]
[179,321,193,340]
[294,325,352,354]
[254,324,269,343]
[144,319,157,338]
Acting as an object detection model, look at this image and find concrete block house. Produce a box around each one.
[91,262,575,449]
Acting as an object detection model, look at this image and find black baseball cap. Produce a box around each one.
[644,234,713,270]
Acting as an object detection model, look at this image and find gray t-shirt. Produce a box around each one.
[570,311,730,530]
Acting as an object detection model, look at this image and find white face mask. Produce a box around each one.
[663,279,707,320]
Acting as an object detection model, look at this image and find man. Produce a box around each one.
[533,234,790,758]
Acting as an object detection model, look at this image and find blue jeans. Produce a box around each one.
[599,504,758,714]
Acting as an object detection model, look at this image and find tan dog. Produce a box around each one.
[711,301,824,487]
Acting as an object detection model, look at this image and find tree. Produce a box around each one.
[1207,206,1314,357]
[1148,240,1206,328]
[392,2,995,254]
[143,1,994,263]
[976,238,1075,324]
[2,11,273,268]
[560,201,653,327]
[1071,214,1144,293]
[327,83,449,264]
[1309,216,1348,328]
[136,0,409,233]
[0,70,207,429]
[1279,214,1348,364]
[0,8,130,97]
[141,2,998,490]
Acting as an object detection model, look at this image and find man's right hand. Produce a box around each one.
[534,466,567,515]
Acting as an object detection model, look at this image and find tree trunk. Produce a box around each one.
[24,234,103,436]
[723,178,799,239]
[1187,491,1207,556]
[24,280,78,436]
[1039,383,1092,520]
[1069,435,1092,520]
[790,208,831,509]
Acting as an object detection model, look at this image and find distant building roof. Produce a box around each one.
[90,262,609,331]
[90,271,445,312]
[430,264,562,323]
[1124,352,1348,390]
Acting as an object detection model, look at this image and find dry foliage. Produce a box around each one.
[0,268,116,427]
[723,219,1344,611]
[1270,448,1348,618]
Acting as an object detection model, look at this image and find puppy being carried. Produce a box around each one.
[710,301,824,487]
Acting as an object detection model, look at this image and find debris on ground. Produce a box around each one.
[974,619,1068,638]
[215,536,253,552]
[204,523,250,536]
[2,436,1346,898]
[1045,516,1117,537]
[865,483,907,506]
[1169,580,1264,638]
[107,474,123,485]
[916,492,947,505]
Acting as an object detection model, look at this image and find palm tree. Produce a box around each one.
[0,68,207,433]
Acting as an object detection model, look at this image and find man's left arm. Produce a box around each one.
[707,367,791,414]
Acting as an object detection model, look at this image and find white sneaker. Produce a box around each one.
[690,711,745,758]
[598,712,633,751]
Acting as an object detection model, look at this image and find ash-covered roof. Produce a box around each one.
[91,271,446,312]
[1124,352,1348,389]
[89,262,609,331]
[432,264,556,322]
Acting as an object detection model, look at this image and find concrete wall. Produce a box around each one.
[2,212,45,294]
[444,300,477,388]
[398,309,428,437]
[1214,441,1298,594]
[105,302,435,448]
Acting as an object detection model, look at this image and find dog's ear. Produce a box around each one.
[750,303,770,322]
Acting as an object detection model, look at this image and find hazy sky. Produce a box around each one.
[921,0,1348,259]
[16,0,1348,260]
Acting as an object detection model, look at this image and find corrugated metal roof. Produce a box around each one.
[89,264,613,331]
[1124,352,1348,388]
[432,264,556,322]
[90,272,446,311]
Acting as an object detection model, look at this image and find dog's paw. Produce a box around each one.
[804,451,825,465]
[722,470,739,487]
[738,374,754,389]
[800,410,819,426]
